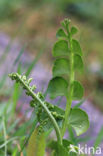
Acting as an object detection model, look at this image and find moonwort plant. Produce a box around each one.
[9,19,89,156]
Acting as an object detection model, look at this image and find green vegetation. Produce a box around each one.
[0,0,103,155]
[9,19,90,155]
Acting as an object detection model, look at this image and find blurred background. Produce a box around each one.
[0,0,103,155]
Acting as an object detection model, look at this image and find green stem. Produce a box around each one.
[2,116,7,156]
[61,37,74,137]
[15,73,62,145]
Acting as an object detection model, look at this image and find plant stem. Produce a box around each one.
[15,73,62,145]
[2,116,7,156]
[61,37,74,137]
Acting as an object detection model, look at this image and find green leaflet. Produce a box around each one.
[56,28,67,39]
[72,39,82,56]
[51,105,64,116]
[52,40,69,57]
[71,26,78,36]
[47,77,68,99]
[53,58,69,77]
[49,141,69,156]
[73,54,84,72]
[63,139,72,149]
[63,140,78,156]
[68,108,89,136]
[27,127,46,156]
[49,140,78,156]
[71,81,84,100]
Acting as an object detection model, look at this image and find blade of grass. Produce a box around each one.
[0,40,12,65]
[2,116,7,156]
[0,11,33,66]
[17,112,38,156]
[11,46,44,115]
[14,110,37,137]
[3,98,13,116]
[56,97,63,106]
[7,119,20,134]
[74,94,92,108]
[25,46,45,77]
[17,121,37,156]
[93,126,103,155]
[68,126,76,145]
[0,137,19,149]
[74,98,86,108]
[13,44,27,66]
[43,89,48,98]
[10,46,45,116]
[11,46,45,114]
[76,135,92,144]
[11,43,45,115]
[0,73,8,89]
